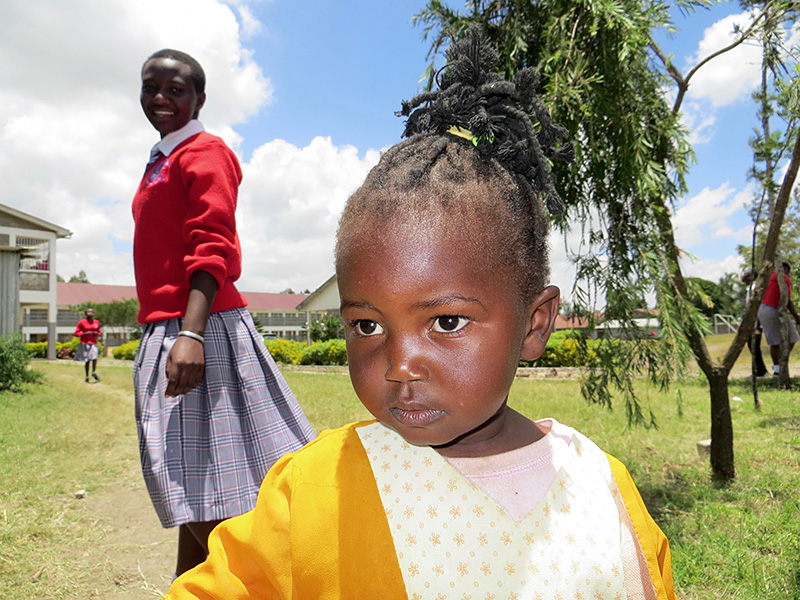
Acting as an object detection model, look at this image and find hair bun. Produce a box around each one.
[397,26,572,215]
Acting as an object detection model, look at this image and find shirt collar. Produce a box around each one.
[149,119,205,160]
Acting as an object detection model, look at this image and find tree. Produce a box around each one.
[68,270,90,283]
[686,275,745,319]
[740,15,800,386]
[414,0,799,480]
[303,313,344,342]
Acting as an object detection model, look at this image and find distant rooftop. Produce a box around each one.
[57,282,309,311]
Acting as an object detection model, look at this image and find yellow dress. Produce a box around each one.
[165,421,678,600]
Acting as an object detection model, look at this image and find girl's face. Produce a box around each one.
[338,216,558,458]
[140,57,206,138]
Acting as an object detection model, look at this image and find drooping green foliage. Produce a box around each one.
[414,0,699,426]
[413,0,800,481]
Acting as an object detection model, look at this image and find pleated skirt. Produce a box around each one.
[133,307,316,528]
[74,342,99,362]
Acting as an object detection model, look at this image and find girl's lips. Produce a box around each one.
[388,406,445,427]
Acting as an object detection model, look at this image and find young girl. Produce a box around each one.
[134,49,315,577]
[164,30,677,599]
[73,307,101,382]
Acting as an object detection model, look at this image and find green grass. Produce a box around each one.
[1,361,798,599]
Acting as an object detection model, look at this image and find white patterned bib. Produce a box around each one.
[357,422,627,600]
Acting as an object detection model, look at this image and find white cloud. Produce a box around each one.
[681,100,717,145]
[685,11,762,108]
[681,253,745,283]
[237,137,380,292]
[673,183,752,248]
[0,0,271,285]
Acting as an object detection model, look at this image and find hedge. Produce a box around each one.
[112,340,140,361]
[266,339,307,365]
[25,338,102,359]
[266,338,347,366]
[300,339,347,366]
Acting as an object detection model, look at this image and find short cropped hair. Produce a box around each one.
[143,49,206,95]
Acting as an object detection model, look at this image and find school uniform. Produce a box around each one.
[758,271,799,346]
[165,420,678,600]
[133,120,315,528]
[74,317,101,362]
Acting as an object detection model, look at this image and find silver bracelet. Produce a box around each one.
[177,330,205,344]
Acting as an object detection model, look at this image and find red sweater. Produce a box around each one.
[132,132,247,324]
[74,318,101,344]
[762,271,791,309]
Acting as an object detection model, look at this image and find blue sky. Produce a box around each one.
[0,0,794,298]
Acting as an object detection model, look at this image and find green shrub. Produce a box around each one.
[523,329,597,368]
[112,339,140,361]
[300,339,348,366]
[266,339,306,365]
[26,337,102,360]
[0,334,40,391]
[25,341,48,358]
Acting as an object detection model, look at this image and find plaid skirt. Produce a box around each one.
[133,307,315,528]
[74,342,99,362]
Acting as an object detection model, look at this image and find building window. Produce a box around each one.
[17,237,51,272]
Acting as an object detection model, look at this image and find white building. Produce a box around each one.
[0,203,71,358]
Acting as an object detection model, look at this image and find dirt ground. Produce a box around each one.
[77,477,175,599]
[65,449,175,599]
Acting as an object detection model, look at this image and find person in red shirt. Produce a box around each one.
[73,308,101,383]
[132,49,314,578]
[757,262,800,376]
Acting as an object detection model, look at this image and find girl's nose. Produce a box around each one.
[384,334,429,383]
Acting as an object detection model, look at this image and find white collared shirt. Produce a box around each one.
[148,119,205,162]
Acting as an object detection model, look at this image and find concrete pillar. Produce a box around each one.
[47,322,57,359]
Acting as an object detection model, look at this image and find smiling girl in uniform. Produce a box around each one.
[133,49,314,578]
[164,31,677,600]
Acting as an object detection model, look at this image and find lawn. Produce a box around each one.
[0,359,798,599]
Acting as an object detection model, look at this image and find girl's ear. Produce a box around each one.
[193,92,207,119]
[520,286,560,361]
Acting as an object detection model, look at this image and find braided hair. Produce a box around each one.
[335,27,571,303]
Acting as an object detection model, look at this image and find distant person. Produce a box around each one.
[758,262,800,377]
[73,308,101,382]
[133,49,314,577]
[741,269,767,377]
[165,29,677,600]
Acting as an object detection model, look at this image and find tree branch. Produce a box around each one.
[722,128,800,371]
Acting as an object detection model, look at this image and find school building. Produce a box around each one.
[51,282,323,346]
[0,203,72,359]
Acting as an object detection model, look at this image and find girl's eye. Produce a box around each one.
[353,320,384,336]
[432,316,468,333]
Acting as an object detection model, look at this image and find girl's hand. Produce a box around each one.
[165,336,205,397]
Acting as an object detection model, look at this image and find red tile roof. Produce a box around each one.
[244,291,309,311]
[58,282,137,306]
[553,314,590,330]
[57,282,308,311]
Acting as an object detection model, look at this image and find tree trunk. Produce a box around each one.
[709,368,735,481]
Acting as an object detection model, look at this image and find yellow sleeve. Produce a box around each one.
[164,423,407,600]
[607,454,679,600]
[164,451,297,599]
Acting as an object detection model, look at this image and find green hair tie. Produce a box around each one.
[447,125,494,146]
